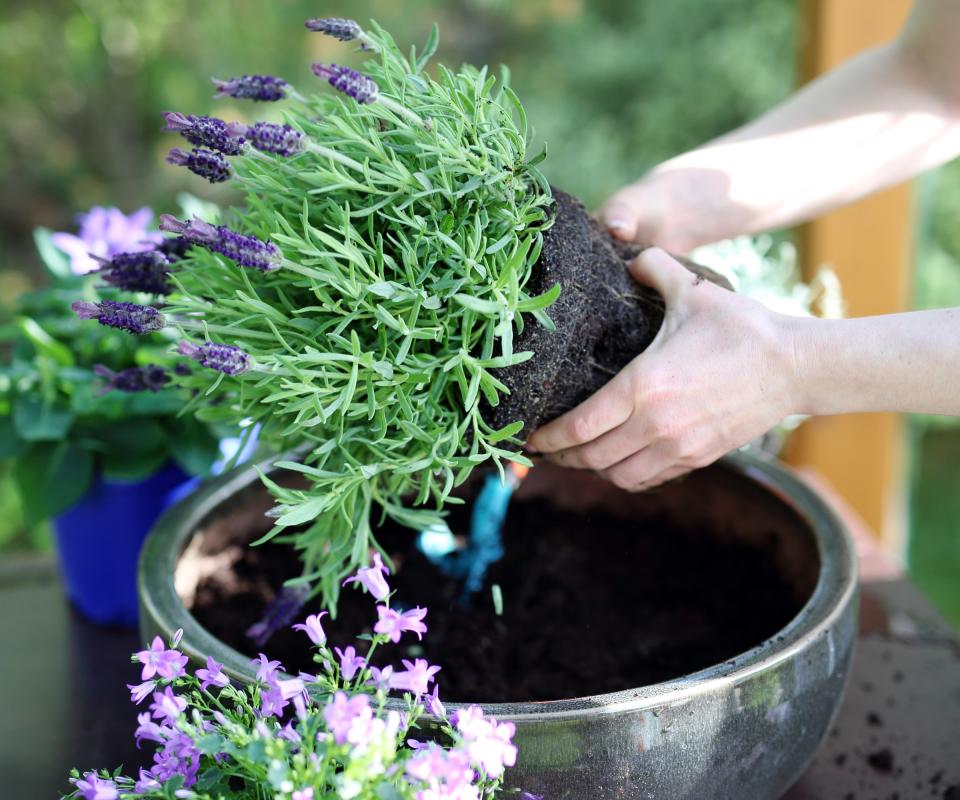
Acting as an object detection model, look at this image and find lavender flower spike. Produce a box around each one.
[178,340,251,376]
[160,215,281,272]
[94,364,171,394]
[162,112,245,155]
[212,74,288,102]
[72,300,165,335]
[166,147,232,184]
[94,250,172,295]
[305,17,362,41]
[312,63,379,104]
[226,121,304,157]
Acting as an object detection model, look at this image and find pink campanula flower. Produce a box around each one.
[51,206,161,275]
[71,771,118,800]
[292,789,314,800]
[323,691,374,745]
[343,552,391,599]
[389,658,440,696]
[135,636,188,681]
[334,645,365,681]
[453,705,517,779]
[150,687,187,722]
[134,769,161,793]
[374,605,427,643]
[292,612,328,646]
[423,684,445,718]
[196,656,230,691]
[367,665,394,692]
[127,680,156,705]
[252,653,282,683]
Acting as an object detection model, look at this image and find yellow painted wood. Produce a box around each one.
[784,0,915,553]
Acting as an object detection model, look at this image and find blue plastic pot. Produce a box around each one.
[53,462,198,627]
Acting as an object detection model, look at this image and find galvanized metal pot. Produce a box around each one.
[139,452,858,800]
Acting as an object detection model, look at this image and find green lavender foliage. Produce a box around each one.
[168,22,554,607]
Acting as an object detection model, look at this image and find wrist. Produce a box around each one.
[780,314,844,417]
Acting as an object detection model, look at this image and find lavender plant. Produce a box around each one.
[63,563,528,800]
[75,18,555,606]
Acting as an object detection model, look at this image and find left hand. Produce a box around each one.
[525,248,804,491]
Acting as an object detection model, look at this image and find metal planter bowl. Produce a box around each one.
[139,452,858,800]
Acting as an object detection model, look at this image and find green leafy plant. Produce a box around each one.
[0,209,220,522]
[82,18,558,607]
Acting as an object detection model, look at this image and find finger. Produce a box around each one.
[601,191,639,242]
[629,248,696,303]
[543,417,649,471]
[527,371,633,454]
[639,465,690,491]
[600,447,666,492]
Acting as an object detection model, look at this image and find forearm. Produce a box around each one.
[788,309,960,416]
[627,0,960,249]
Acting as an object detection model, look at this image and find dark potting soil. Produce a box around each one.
[485,188,730,434]
[189,489,803,703]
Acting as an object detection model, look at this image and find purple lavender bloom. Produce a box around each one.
[305,17,362,41]
[156,235,192,261]
[178,340,251,376]
[51,206,161,276]
[150,686,187,722]
[95,364,171,394]
[71,771,118,800]
[72,300,165,335]
[126,680,156,705]
[323,691,373,745]
[312,63,379,104]
[334,645,365,681]
[134,635,188,680]
[245,584,310,647]
[162,111,245,155]
[159,214,281,272]
[374,605,428,643]
[166,147,232,184]
[292,611,328,646]
[226,121,304,156]
[212,74,288,102]
[94,249,172,294]
[388,658,440,696]
[195,656,230,691]
[343,552,390,599]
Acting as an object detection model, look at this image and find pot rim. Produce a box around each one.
[139,450,858,721]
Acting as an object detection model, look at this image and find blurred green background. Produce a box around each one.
[1,0,957,624]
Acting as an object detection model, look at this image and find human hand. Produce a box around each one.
[600,161,747,253]
[525,248,803,491]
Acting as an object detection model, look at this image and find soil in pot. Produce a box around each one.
[484,189,729,434]
[186,471,808,703]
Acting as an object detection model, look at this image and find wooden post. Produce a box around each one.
[783,0,915,554]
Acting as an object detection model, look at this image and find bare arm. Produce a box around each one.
[603,0,960,251]
[527,251,960,490]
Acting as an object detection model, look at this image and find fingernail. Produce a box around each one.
[607,219,629,232]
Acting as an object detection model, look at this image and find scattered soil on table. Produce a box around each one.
[189,488,804,703]
[485,188,729,434]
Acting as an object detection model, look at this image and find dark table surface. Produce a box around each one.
[2,549,959,800]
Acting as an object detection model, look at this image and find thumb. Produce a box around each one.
[628,247,694,302]
[601,190,641,242]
